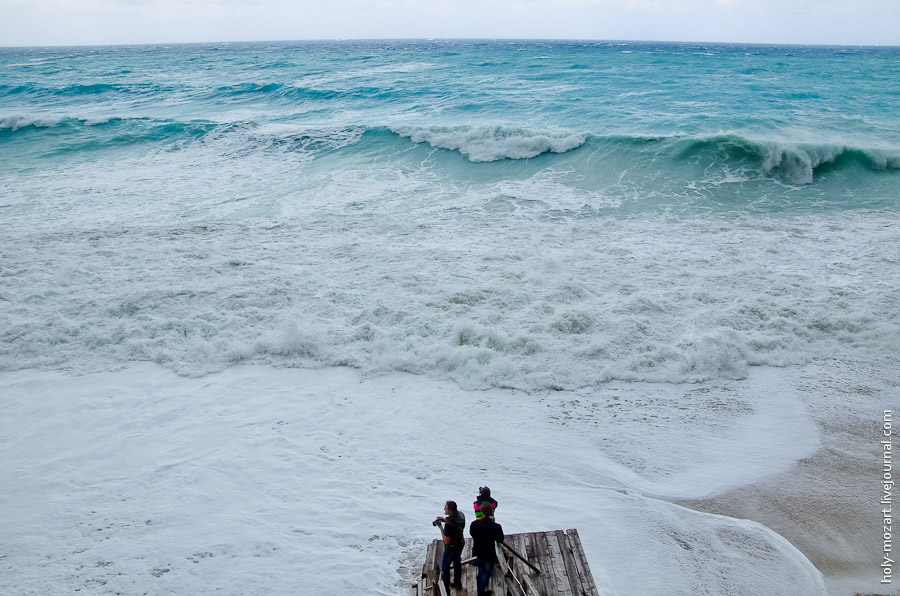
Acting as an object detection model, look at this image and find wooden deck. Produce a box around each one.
[415,529,601,596]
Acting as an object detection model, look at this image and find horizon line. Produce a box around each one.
[3,37,899,50]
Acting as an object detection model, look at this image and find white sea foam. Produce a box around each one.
[1,210,897,390]
[391,125,588,162]
[0,364,828,596]
[0,114,70,130]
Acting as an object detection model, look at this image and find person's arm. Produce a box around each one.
[437,520,451,545]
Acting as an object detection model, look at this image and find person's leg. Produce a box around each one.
[451,546,463,587]
[441,547,452,590]
[475,559,486,596]
[475,559,495,596]
[482,560,495,594]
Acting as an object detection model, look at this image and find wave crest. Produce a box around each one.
[391,125,588,162]
[1,114,122,132]
[677,134,900,185]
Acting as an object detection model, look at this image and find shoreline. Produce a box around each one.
[678,358,895,596]
[678,441,879,596]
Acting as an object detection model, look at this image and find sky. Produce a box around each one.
[0,0,898,47]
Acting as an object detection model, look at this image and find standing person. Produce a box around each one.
[469,502,504,596]
[435,500,466,591]
[473,486,498,520]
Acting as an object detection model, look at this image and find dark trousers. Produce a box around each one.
[475,558,495,596]
[441,544,463,588]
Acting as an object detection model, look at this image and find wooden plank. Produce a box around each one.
[512,533,543,596]
[540,531,574,596]
[536,531,558,595]
[504,575,526,596]
[496,542,510,576]
[500,541,543,575]
[505,534,524,595]
[423,540,433,579]
[495,544,518,596]
[430,539,443,593]
[421,538,437,593]
[510,533,537,575]
[532,532,555,596]
[512,533,534,596]
[560,531,589,596]
[521,532,536,560]
[496,546,512,596]
[566,530,600,596]
[494,559,508,596]
[555,530,583,595]
[424,540,436,590]
[524,532,551,596]
[463,537,477,596]
[522,572,543,596]
[566,529,600,596]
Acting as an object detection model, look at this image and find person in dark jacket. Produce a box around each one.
[436,500,466,590]
[473,486,498,520]
[469,501,504,596]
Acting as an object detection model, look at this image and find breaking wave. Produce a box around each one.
[3,114,898,192]
[675,134,900,185]
[391,125,589,162]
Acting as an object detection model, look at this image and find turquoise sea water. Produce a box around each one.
[1,40,899,387]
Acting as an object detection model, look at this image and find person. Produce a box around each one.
[469,501,504,596]
[435,500,466,590]
[473,486,498,520]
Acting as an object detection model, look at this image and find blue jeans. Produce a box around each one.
[475,559,495,596]
[442,545,463,588]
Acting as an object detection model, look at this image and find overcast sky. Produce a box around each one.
[1,0,897,47]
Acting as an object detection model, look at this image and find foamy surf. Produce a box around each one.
[2,213,897,389]
[0,363,831,596]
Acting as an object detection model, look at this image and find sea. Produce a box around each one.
[1,40,899,386]
[1,40,899,596]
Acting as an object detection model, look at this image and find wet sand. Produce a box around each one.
[679,359,896,596]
